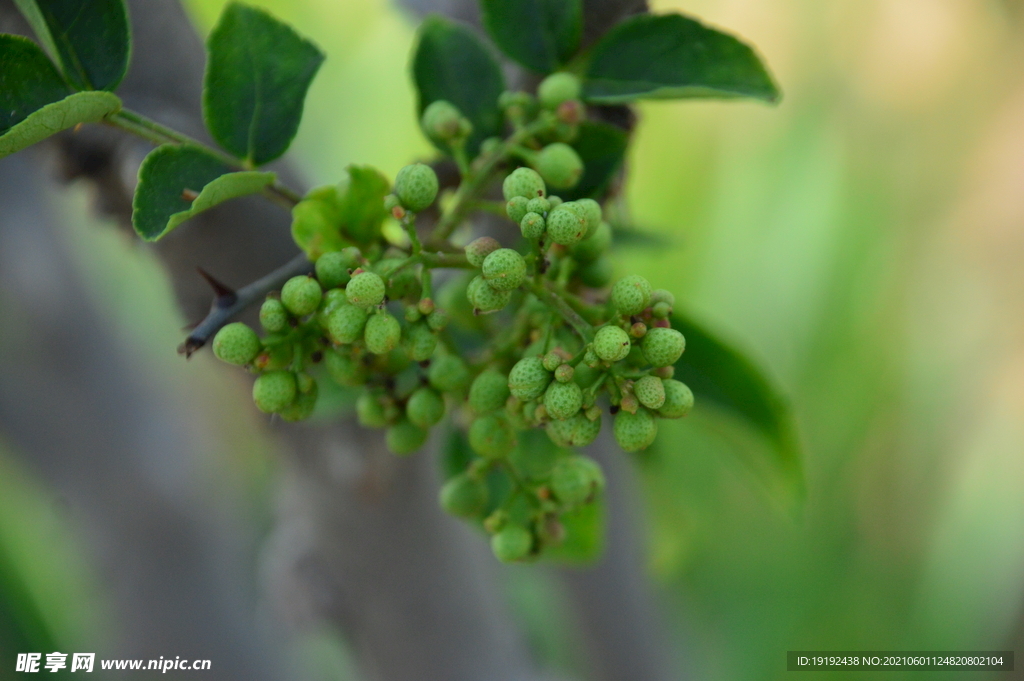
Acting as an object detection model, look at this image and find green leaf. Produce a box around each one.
[544,495,605,564]
[0,34,71,135]
[671,311,804,505]
[583,13,779,104]
[203,2,324,165]
[132,145,272,241]
[412,16,506,156]
[558,120,628,201]
[14,0,131,91]
[0,91,121,159]
[480,0,582,73]
[291,165,389,259]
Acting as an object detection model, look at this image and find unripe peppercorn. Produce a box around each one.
[546,205,587,246]
[543,380,583,420]
[281,276,322,317]
[386,419,428,455]
[427,308,449,332]
[611,275,653,316]
[428,354,470,393]
[569,220,611,263]
[326,304,368,344]
[502,167,546,201]
[505,196,529,224]
[364,311,402,355]
[440,473,489,518]
[578,257,613,288]
[613,408,658,452]
[467,275,512,313]
[630,322,648,338]
[279,381,318,422]
[317,288,350,327]
[572,198,602,237]
[537,72,582,109]
[421,100,466,141]
[252,370,297,414]
[520,212,546,240]
[546,412,601,448]
[593,325,631,362]
[551,455,597,506]
[325,348,367,387]
[469,413,516,458]
[650,289,676,306]
[316,249,359,289]
[394,163,439,213]
[346,271,386,308]
[634,375,666,410]
[469,370,510,413]
[481,248,526,292]
[527,197,550,215]
[531,143,583,189]
[405,322,438,362]
[652,301,672,319]
[658,379,694,419]
[641,327,685,367]
[554,364,574,384]
[213,322,261,366]
[259,299,289,333]
[542,352,563,372]
[406,386,446,428]
[374,258,420,300]
[548,195,564,210]
[356,390,388,427]
[491,524,533,563]
[508,357,552,400]
[465,236,501,268]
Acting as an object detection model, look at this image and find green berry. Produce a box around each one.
[427,308,449,332]
[466,236,502,268]
[213,322,261,366]
[502,167,546,201]
[520,212,546,240]
[481,248,527,292]
[364,311,402,355]
[542,352,563,372]
[652,302,671,319]
[551,455,597,506]
[386,419,428,455]
[641,328,685,367]
[346,271,386,308]
[651,289,675,306]
[259,299,289,333]
[317,288,350,328]
[469,370,510,413]
[406,387,445,428]
[405,322,438,362]
[508,357,552,400]
[554,364,574,383]
[469,413,516,458]
[613,408,658,452]
[593,325,631,362]
[634,375,666,409]
[394,163,439,213]
[531,143,583,189]
[252,370,297,414]
[544,380,583,420]
[505,196,529,224]
[384,193,400,213]
[658,379,694,419]
[279,380,318,422]
[421,100,467,141]
[316,250,356,289]
[491,524,533,563]
[526,197,550,215]
[440,474,489,518]
[570,220,611,263]
[546,412,601,448]
[546,205,587,246]
[572,199,602,236]
[356,390,388,428]
[428,354,470,393]
[548,195,563,210]
[327,304,368,344]
[325,349,367,387]
[578,256,613,288]
[374,258,421,300]
[537,72,582,109]
[611,275,652,316]
[280,276,322,317]
[467,275,512,313]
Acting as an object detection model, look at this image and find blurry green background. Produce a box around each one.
[5,0,1024,679]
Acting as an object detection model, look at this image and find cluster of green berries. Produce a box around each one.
[210,73,693,563]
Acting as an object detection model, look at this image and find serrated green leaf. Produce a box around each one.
[203,2,324,165]
[558,120,628,201]
[0,34,71,136]
[412,16,506,156]
[132,145,272,241]
[480,0,581,73]
[672,311,804,505]
[0,91,121,160]
[544,495,605,564]
[583,14,779,104]
[14,0,131,91]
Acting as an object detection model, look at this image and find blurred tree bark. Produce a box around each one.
[0,0,679,679]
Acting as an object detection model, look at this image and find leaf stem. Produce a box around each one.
[529,281,594,343]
